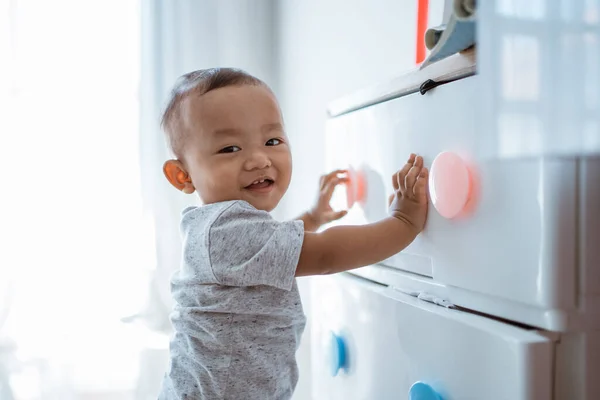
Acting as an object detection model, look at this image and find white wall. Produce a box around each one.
[274,1,444,398]
[275,1,417,221]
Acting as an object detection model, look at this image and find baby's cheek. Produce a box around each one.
[275,152,293,181]
[192,173,221,200]
[212,166,242,192]
[277,170,292,193]
[207,174,229,193]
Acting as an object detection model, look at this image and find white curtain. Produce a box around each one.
[0,0,152,398]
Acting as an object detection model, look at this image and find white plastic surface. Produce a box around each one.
[325,75,579,328]
[478,0,600,158]
[580,158,600,300]
[554,330,600,399]
[310,274,554,400]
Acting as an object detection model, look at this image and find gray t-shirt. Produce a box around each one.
[159,200,307,400]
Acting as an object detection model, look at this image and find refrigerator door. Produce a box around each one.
[311,273,554,400]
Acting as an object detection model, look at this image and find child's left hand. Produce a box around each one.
[304,170,349,231]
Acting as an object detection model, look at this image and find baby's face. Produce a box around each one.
[179,85,292,211]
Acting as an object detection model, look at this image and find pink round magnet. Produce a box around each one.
[345,167,366,209]
[429,152,472,219]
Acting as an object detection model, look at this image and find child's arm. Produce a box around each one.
[296,154,428,276]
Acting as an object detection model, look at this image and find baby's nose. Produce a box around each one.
[244,151,272,170]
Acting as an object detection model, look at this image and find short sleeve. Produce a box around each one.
[208,201,304,290]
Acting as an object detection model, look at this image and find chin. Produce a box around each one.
[251,200,278,212]
[244,195,281,212]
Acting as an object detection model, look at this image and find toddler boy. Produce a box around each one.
[158,68,428,399]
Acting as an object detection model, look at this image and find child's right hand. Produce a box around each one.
[388,154,429,234]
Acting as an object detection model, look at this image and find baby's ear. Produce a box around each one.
[163,160,195,194]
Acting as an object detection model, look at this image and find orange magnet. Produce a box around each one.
[345,167,367,209]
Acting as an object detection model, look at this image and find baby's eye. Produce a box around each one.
[218,145,241,154]
[265,138,282,146]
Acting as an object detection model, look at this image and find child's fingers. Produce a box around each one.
[392,172,400,191]
[327,169,348,176]
[413,168,429,203]
[321,169,348,190]
[323,210,348,222]
[388,193,395,207]
[404,156,423,195]
[397,153,416,192]
[321,176,347,201]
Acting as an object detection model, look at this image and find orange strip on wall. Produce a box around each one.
[416,0,429,64]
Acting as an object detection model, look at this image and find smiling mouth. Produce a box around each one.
[245,178,275,191]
